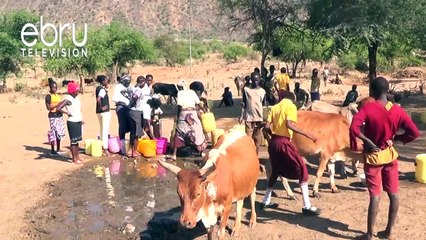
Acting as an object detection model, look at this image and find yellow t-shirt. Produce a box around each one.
[50,93,61,113]
[276,73,291,91]
[267,99,297,138]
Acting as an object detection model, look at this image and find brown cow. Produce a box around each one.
[158,130,259,240]
[264,111,363,198]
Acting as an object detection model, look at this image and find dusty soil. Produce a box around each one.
[1,59,425,240]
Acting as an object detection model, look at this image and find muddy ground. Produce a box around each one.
[24,130,426,240]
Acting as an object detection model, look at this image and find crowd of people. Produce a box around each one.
[45,74,163,163]
[236,67,420,239]
[43,65,420,239]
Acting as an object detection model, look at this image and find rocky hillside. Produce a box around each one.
[0,0,247,40]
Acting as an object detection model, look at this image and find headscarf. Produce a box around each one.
[67,82,79,94]
[120,75,131,87]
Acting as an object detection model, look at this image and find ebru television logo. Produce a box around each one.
[20,16,88,58]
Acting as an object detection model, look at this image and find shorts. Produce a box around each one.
[310,92,320,101]
[67,121,83,144]
[364,160,399,197]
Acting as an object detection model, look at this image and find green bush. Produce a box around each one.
[223,43,250,62]
[209,40,225,53]
[337,51,358,69]
[154,35,189,66]
[399,55,425,68]
[190,41,208,60]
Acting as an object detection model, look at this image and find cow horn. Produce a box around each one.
[199,164,216,179]
[157,160,181,175]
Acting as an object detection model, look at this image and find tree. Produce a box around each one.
[154,35,189,66]
[308,0,425,82]
[105,22,157,83]
[272,26,333,77]
[44,23,156,92]
[0,10,38,90]
[218,0,304,80]
[0,33,22,88]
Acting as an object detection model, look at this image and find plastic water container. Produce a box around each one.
[415,154,426,183]
[108,136,120,153]
[85,139,95,155]
[91,140,103,157]
[201,112,217,132]
[155,137,168,154]
[212,129,225,146]
[138,139,157,158]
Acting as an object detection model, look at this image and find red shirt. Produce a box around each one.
[350,101,419,151]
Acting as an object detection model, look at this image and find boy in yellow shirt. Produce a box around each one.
[262,91,320,216]
[274,68,291,101]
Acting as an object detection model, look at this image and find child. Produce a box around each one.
[56,82,84,165]
[218,87,234,107]
[262,91,320,216]
[343,85,359,107]
[45,78,66,156]
[310,68,321,101]
[151,94,163,138]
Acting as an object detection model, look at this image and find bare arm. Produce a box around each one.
[286,120,316,142]
[394,109,420,144]
[349,108,380,152]
[304,91,309,105]
[274,81,279,92]
[56,99,72,115]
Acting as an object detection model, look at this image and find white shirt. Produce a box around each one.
[131,87,144,111]
[98,88,106,98]
[141,85,151,97]
[112,84,130,105]
[64,95,82,122]
[177,89,200,109]
[142,96,152,120]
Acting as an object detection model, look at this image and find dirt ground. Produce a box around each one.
[0,59,425,240]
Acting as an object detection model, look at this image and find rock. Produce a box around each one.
[124,223,135,234]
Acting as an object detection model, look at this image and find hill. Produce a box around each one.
[0,0,248,40]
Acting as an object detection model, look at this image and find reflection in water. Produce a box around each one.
[109,160,121,175]
[103,159,200,180]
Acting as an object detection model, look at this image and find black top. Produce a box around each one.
[45,94,63,118]
[343,90,358,106]
[95,86,110,113]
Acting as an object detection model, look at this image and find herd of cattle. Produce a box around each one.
[157,93,380,239]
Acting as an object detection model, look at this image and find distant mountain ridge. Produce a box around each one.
[0,0,248,40]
